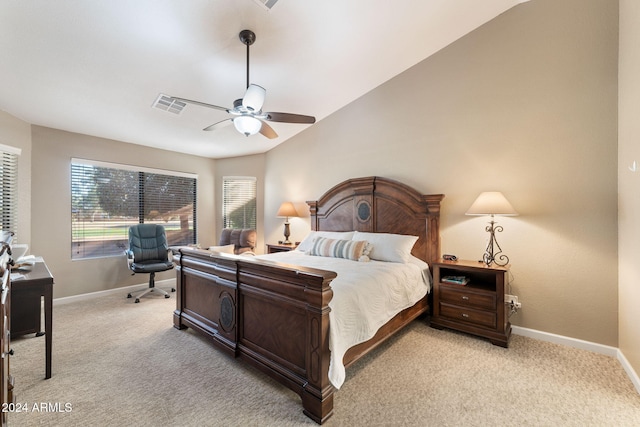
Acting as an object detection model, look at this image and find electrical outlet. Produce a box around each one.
[505,294,518,304]
[505,294,522,309]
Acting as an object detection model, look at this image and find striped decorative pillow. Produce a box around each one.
[308,237,370,262]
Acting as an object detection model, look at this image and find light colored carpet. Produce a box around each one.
[8,291,640,426]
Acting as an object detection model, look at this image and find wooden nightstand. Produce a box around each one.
[266,243,297,253]
[430,259,511,347]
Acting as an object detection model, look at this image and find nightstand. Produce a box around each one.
[430,259,511,347]
[266,243,297,253]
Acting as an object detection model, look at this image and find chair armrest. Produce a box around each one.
[125,250,134,269]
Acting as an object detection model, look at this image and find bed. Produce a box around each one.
[172,176,444,423]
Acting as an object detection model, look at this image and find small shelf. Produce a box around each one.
[438,266,497,291]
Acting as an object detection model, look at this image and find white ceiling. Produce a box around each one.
[0,0,526,159]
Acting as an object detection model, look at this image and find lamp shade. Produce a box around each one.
[466,192,518,216]
[242,84,266,112]
[233,116,262,136]
[276,202,298,218]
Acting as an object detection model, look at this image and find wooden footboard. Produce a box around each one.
[173,248,337,423]
[172,249,239,355]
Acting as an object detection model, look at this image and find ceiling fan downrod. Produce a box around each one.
[239,29,256,90]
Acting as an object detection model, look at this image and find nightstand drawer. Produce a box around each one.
[439,302,497,329]
[439,286,496,310]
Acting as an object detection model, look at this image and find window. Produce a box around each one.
[0,145,19,237]
[71,159,197,260]
[222,176,256,230]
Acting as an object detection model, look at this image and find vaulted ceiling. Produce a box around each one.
[0,0,526,158]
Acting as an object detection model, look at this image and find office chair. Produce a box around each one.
[126,224,175,303]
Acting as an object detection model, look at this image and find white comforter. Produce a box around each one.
[254,250,430,389]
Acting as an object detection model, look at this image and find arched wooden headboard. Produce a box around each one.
[307,176,444,265]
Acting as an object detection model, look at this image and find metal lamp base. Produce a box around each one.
[482,219,510,267]
[282,221,291,245]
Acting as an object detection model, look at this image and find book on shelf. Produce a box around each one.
[441,275,469,285]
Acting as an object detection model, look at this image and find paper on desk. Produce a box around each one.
[10,273,25,281]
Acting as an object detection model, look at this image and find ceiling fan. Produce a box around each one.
[169,30,316,139]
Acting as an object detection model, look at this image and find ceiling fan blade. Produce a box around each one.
[259,121,278,139]
[242,84,266,112]
[265,112,316,124]
[171,97,230,112]
[203,119,233,131]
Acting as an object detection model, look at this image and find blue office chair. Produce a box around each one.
[126,224,175,303]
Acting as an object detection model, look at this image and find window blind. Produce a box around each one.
[71,159,197,260]
[222,176,256,230]
[0,149,19,237]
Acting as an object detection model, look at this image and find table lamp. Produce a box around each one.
[466,192,518,266]
[276,202,298,244]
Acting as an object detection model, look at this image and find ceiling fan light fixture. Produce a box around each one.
[233,116,262,137]
[242,84,266,112]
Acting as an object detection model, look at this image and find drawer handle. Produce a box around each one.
[461,296,470,300]
[461,313,469,318]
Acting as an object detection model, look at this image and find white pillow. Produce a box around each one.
[352,231,418,263]
[207,244,235,254]
[295,231,355,252]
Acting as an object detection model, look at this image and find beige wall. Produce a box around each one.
[31,126,217,298]
[251,0,620,346]
[619,0,640,377]
[0,110,32,246]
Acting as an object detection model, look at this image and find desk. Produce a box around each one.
[11,261,54,379]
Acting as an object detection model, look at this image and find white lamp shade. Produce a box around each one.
[242,84,266,112]
[466,192,518,216]
[276,202,298,218]
[233,116,262,136]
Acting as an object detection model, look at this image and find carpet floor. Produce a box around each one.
[7,291,640,426]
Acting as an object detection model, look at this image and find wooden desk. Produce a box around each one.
[11,261,54,379]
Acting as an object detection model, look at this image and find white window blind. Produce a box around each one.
[222,176,256,230]
[71,159,197,260]
[0,148,19,237]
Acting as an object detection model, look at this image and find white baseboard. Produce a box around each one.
[52,278,177,306]
[512,325,640,394]
[617,348,640,394]
[512,325,618,356]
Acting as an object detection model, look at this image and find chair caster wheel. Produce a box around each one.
[171,288,176,292]
[135,298,140,303]
[127,293,132,298]
[164,294,170,299]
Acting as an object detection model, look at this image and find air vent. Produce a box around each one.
[153,94,186,114]
[253,0,279,10]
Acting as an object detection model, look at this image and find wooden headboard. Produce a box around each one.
[307,176,444,264]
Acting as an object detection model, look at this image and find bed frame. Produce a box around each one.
[172,176,443,423]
